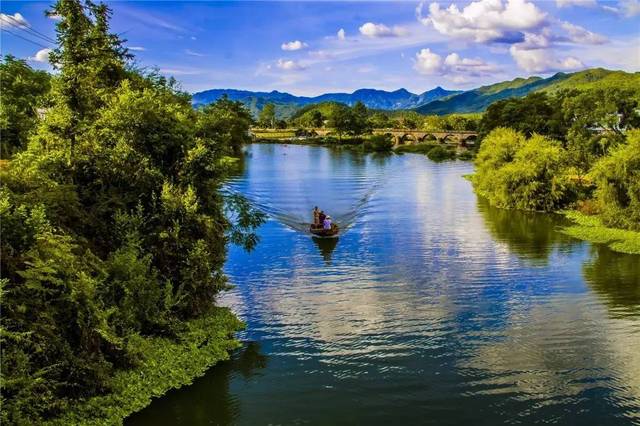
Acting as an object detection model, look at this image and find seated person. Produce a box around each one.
[318,211,326,226]
[323,215,332,230]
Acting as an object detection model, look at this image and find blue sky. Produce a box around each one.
[1,0,639,95]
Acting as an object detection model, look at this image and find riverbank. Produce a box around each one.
[46,308,243,426]
[560,211,640,255]
[253,138,473,161]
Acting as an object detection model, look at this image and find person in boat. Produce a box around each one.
[318,210,326,227]
[323,215,332,230]
[313,206,320,227]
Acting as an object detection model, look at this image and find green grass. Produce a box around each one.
[46,308,243,426]
[560,210,640,255]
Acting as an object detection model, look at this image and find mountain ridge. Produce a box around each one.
[192,68,640,117]
[191,86,462,116]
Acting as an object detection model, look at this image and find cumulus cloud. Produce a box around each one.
[359,22,408,38]
[29,48,52,63]
[0,12,30,29]
[418,0,607,73]
[414,48,498,80]
[276,58,306,71]
[417,0,546,43]
[281,40,308,51]
[337,28,346,40]
[556,0,597,7]
[509,35,584,73]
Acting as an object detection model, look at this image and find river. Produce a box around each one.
[127,143,640,425]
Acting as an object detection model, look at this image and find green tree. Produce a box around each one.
[591,130,640,230]
[258,103,276,128]
[310,110,324,127]
[197,95,253,155]
[0,56,51,157]
[327,103,353,141]
[473,128,576,211]
[46,0,131,166]
[351,101,370,135]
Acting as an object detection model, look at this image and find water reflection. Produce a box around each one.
[312,236,339,264]
[476,197,577,264]
[584,245,640,318]
[126,342,267,426]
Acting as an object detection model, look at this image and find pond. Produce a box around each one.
[127,144,640,425]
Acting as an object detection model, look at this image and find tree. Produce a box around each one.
[473,128,576,211]
[258,103,276,128]
[591,130,640,230]
[310,110,324,127]
[0,56,51,158]
[46,0,131,166]
[197,95,253,155]
[351,101,370,135]
[327,103,353,141]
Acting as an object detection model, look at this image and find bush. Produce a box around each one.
[363,134,394,152]
[591,130,640,230]
[473,128,577,211]
[427,145,456,162]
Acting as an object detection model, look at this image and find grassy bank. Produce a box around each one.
[560,211,640,255]
[45,308,243,426]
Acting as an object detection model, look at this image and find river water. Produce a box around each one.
[128,144,640,425]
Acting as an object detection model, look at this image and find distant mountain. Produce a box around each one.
[192,69,640,118]
[416,68,640,115]
[191,87,461,117]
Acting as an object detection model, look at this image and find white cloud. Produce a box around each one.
[414,48,444,74]
[281,40,308,51]
[0,12,30,29]
[30,48,52,63]
[414,48,498,80]
[129,46,146,51]
[560,21,607,44]
[337,28,346,40]
[556,0,597,8]
[359,22,408,38]
[185,49,205,57]
[276,58,306,71]
[509,43,583,72]
[606,0,640,17]
[418,0,547,43]
[159,67,204,76]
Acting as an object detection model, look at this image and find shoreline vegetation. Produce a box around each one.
[251,133,471,161]
[45,308,243,426]
[1,2,264,425]
[560,211,640,255]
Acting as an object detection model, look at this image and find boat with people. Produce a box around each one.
[310,206,339,237]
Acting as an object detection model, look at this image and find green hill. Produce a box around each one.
[416,69,640,115]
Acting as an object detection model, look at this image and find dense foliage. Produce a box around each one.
[0,56,51,157]
[0,1,262,423]
[473,86,640,231]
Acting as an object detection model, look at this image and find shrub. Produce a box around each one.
[363,134,394,152]
[473,128,577,211]
[591,130,640,230]
[427,145,456,162]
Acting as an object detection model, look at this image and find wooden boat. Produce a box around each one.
[310,223,339,237]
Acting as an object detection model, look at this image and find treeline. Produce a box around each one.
[473,89,640,231]
[257,100,481,133]
[1,1,262,423]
